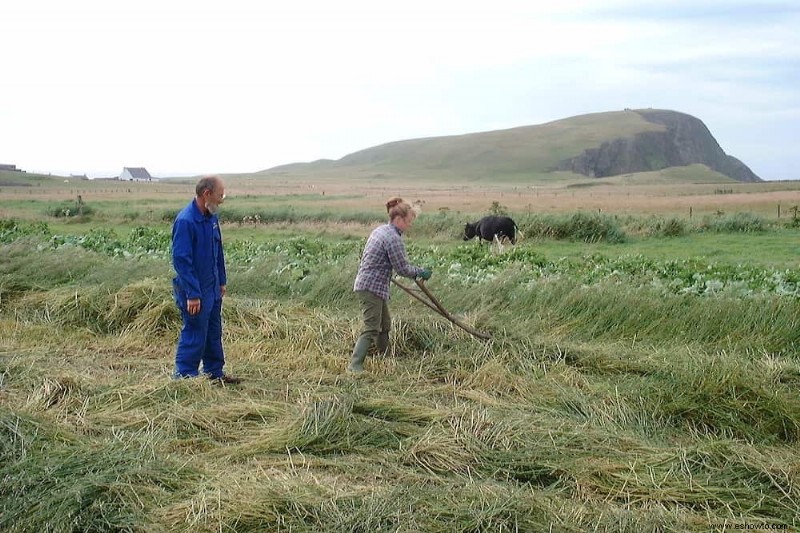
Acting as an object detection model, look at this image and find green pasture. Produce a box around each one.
[516,230,798,269]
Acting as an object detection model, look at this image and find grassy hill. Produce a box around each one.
[599,164,737,186]
[262,110,661,181]
[0,170,70,186]
[257,109,746,185]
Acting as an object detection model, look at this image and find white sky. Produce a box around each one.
[1,0,798,180]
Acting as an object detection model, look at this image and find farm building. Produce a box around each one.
[120,167,157,181]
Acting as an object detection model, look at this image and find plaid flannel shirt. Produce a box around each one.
[353,223,423,301]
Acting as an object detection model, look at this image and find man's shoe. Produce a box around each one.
[210,374,243,385]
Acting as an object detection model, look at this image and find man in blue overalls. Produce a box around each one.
[171,175,241,384]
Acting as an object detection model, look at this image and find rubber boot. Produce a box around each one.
[376,332,390,356]
[348,337,372,373]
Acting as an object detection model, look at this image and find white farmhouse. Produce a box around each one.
[120,167,156,181]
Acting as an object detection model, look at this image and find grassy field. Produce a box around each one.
[1,173,800,531]
[3,167,800,221]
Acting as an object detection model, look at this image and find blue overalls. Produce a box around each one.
[171,199,227,378]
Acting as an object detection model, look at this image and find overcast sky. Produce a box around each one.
[2,0,798,180]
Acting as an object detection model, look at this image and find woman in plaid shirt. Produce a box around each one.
[348,197,432,373]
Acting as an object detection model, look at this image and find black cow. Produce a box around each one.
[463,215,519,244]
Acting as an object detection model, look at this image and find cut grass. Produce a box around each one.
[2,220,799,530]
[2,272,799,529]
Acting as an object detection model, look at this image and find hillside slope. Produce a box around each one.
[0,170,69,186]
[555,110,761,182]
[263,109,761,182]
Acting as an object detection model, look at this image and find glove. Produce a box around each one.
[417,268,432,281]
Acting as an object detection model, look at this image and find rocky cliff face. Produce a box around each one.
[556,110,762,182]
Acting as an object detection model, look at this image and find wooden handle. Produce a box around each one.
[391,278,492,340]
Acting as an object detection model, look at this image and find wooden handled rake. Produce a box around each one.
[391,278,491,340]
